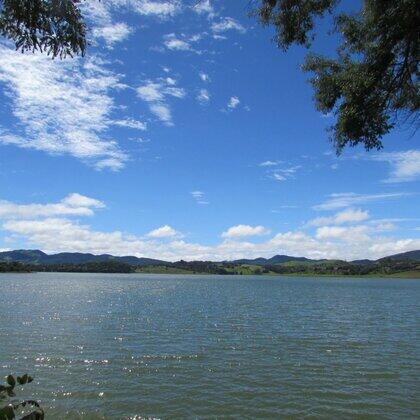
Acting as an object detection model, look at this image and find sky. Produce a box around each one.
[0,0,419,261]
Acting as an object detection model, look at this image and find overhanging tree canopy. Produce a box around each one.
[0,0,86,58]
[0,0,418,152]
[255,0,419,152]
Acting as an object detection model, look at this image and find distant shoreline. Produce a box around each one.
[1,269,419,279]
[1,249,419,278]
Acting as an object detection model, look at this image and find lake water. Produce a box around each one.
[0,273,419,419]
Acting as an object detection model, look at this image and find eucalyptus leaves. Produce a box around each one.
[0,374,44,420]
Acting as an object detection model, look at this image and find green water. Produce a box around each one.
[1,273,419,418]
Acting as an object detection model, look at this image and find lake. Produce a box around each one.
[1,273,419,418]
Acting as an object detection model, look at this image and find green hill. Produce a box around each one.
[0,249,419,277]
[0,249,167,267]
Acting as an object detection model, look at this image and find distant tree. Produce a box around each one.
[254,0,419,153]
[0,0,86,58]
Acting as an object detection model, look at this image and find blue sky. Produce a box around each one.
[0,0,419,261]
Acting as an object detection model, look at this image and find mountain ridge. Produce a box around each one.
[0,249,167,266]
[0,249,419,266]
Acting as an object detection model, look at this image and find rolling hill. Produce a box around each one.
[0,249,167,267]
[0,249,419,267]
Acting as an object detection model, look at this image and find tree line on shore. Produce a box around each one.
[1,258,419,277]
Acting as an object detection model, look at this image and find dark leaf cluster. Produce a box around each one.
[0,374,44,420]
[0,0,86,58]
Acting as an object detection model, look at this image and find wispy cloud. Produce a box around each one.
[191,191,209,205]
[92,22,133,46]
[197,89,210,104]
[0,46,128,170]
[162,32,203,52]
[113,118,147,130]
[227,96,240,109]
[193,0,215,19]
[82,0,180,47]
[270,165,301,182]
[314,192,412,211]
[134,0,180,17]
[137,77,185,125]
[199,72,210,82]
[259,160,280,167]
[84,0,180,22]
[211,17,245,34]
[315,225,370,242]
[308,208,370,227]
[372,150,420,183]
[163,34,191,51]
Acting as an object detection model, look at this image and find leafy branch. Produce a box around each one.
[0,375,44,420]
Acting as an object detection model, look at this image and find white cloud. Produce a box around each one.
[272,173,286,181]
[270,165,301,182]
[162,33,203,52]
[227,96,240,109]
[309,208,370,227]
[259,160,280,167]
[137,81,165,102]
[62,193,105,209]
[0,46,128,170]
[1,195,420,261]
[81,0,112,27]
[372,150,420,183]
[137,78,185,125]
[316,225,370,242]
[211,17,245,33]
[147,225,180,238]
[197,89,210,104]
[165,77,176,85]
[149,104,172,124]
[134,0,180,17]
[163,34,191,51]
[81,0,181,46]
[222,225,270,239]
[92,22,132,46]
[113,118,147,130]
[191,191,209,205]
[0,194,104,219]
[82,0,180,50]
[199,72,210,82]
[2,217,215,261]
[6,217,419,261]
[314,192,412,211]
[374,222,396,231]
[193,0,215,19]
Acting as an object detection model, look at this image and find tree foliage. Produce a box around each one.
[0,0,86,58]
[0,374,44,420]
[255,0,420,152]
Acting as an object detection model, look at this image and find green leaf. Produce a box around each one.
[5,389,15,398]
[0,405,15,420]
[5,376,15,388]
[20,411,44,420]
